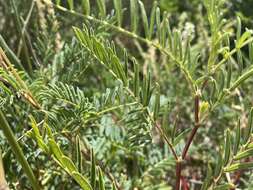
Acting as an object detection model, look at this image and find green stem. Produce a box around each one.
[212,37,253,73]
[43,0,196,94]
[96,102,138,116]
[0,111,41,189]
[0,35,25,71]
[10,0,33,75]
[229,67,253,91]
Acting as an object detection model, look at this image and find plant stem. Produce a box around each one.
[10,0,33,75]
[175,92,200,190]
[17,0,35,57]
[153,121,178,160]
[0,35,25,71]
[124,88,179,160]
[182,92,200,159]
[0,111,41,190]
[43,0,196,94]
[175,158,182,190]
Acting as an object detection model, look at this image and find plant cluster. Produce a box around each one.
[1,0,253,189]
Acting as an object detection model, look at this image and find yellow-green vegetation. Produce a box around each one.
[1,0,253,189]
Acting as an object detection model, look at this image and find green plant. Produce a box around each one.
[1,0,253,189]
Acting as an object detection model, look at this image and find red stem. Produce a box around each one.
[175,160,182,190]
[182,94,200,159]
[175,93,200,190]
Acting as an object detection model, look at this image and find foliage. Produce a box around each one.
[1,0,253,189]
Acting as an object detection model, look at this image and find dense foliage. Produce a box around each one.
[1,0,253,189]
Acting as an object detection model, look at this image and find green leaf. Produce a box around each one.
[214,152,223,178]
[183,39,191,64]
[148,1,157,40]
[133,59,140,97]
[113,0,122,26]
[249,42,253,63]
[56,0,61,5]
[218,69,225,93]
[67,0,74,10]
[156,7,161,42]
[160,12,168,48]
[247,142,253,149]
[236,49,243,75]
[142,72,152,106]
[130,0,138,33]
[210,78,218,101]
[98,167,105,190]
[73,27,85,44]
[201,164,212,190]
[162,103,170,136]
[72,171,93,190]
[29,116,41,138]
[234,148,253,161]
[226,57,232,88]
[124,49,128,79]
[244,107,253,143]
[173,128,191,146]
[112,182,117,190]
[236,16,241,41]
[111,55,127,86]
[224,162,253,172]
[37,138,49,153]
[223,129,231,166]
[153,83,160,120]
[175,30,183,60]
[0,111,41,189]
[233,119,241,155]
[82,0,90,15]
[45,123,53,139]
[199,101,209,117]
[61,155,77,173]
[91,149,96,189]
[48,138,63,161]
[97,0,106,18]
[138,1,149,38]
[236,30,253,49]
[229,68,253,92]
[76,136,82,172]
[171,115,178,143]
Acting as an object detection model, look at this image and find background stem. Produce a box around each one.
[0,111,41,190]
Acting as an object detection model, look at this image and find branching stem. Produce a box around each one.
[43,0,196,94]
[175,91,200,190]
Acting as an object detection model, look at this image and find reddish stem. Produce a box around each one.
[182,94,200,159]
[175,93,200,190]
[175,160,182,190]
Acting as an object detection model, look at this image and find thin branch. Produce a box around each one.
[0,111,41,189]
[182,92,200,159]
[175,91,200,190]
[17,0,35,57]
[42,0,196,94]
[10,0,33,74]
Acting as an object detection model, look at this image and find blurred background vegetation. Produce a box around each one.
[1,0,253,189]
